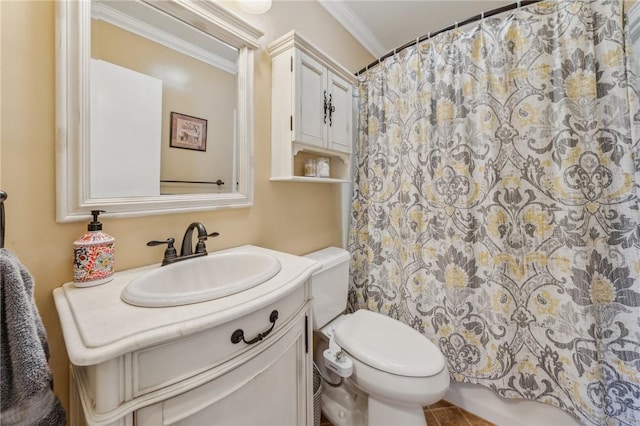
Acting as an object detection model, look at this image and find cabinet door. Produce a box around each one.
[135,312,311,426]
[327,72,353,153]
[294,50,327,148]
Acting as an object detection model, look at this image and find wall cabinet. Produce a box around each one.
[269,31,357,183]
[294,51,352,154]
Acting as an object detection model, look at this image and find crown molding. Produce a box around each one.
[318,0,386,58]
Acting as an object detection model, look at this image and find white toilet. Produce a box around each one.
[305,247,450,426]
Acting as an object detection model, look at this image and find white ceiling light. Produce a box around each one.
[237,0,272,14]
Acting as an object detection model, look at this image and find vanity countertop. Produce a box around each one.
[53,245,320,366]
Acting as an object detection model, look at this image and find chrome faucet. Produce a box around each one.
[147,222,219,266]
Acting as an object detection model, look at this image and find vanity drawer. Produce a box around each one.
[135,309,309,426]
[132,286,306,396]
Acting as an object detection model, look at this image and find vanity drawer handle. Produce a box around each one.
[230,310,279,345]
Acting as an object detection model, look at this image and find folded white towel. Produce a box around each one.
[0,249,66,425]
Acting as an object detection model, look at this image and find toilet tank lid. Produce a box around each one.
[304,247,350,271]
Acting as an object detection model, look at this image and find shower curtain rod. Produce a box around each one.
[355,0,542,75]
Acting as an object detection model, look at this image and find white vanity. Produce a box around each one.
[53,246,320,426]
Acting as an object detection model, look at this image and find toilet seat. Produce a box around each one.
[334,309,445,377]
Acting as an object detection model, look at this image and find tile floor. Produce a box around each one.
[319,399,495,426]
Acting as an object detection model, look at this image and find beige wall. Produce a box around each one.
[0,0,372,412]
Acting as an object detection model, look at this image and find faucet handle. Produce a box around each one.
[147,238,178,265]
[194,232,219,255]
[146,237,175,247]
[196,232,220,242]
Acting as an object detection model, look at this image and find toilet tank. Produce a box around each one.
[304,247,350,330]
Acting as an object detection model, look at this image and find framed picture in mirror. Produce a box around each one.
[170,112,208,152]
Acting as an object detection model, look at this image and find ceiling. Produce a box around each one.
[318,0,512,59]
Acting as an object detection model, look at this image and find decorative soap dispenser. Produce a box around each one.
[73,210,115,287]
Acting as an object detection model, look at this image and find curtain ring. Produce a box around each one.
[454,21,458,29]
[427,32,431,40]
[481,12,484,20]
[517,0,522,7]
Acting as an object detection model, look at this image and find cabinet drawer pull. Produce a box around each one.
[230,310,279,345]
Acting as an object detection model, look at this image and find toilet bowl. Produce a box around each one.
[305,248,450,426]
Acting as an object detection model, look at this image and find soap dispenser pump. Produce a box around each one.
[73,210,115,287]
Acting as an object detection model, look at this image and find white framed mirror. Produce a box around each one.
[55,0,263,222]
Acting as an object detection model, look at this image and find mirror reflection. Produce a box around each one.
[90,0,239,196]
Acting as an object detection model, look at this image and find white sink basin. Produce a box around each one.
[121,251,281,307]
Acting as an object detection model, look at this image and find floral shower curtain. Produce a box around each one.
[349,1,640,424]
